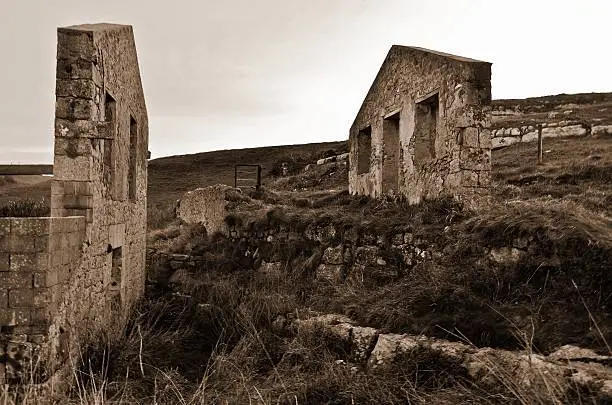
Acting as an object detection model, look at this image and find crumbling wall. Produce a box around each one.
[348,46,492,203]
[0,23,149,384]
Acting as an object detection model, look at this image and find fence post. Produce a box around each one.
[537,124,543,164]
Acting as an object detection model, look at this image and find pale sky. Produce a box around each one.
[0,0,610,163]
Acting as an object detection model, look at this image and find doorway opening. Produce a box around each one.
[382,112,400,194]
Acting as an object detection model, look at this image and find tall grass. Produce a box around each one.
[0,199,49,217]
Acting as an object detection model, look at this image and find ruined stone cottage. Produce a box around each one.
[0,23,148,383]
[348,46,492,203]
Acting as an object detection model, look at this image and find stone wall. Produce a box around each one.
[0,216,85,383]
[491,120,612,149]
[0,23,149,384]
[176,185,234,234]
[348,46,492,204]
[490,92,612,148]
[151,219,438,290]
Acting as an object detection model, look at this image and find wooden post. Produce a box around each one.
[256,165,262,191]
[234,165,238,189]
[537,124,543,164]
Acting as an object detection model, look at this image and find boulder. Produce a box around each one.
[176,184,234,234]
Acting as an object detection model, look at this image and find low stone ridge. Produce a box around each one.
[295,314,612,399]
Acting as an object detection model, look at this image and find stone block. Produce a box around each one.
[0,289,7,308]
[57,30,95,61]
[592,124,612,135]
[56,78,96,99]
[56,57,93,80]
[462,127,479,148]
[34,235,49,252]
[51,181,65,196]
[3,236,37,253]
[479,129,492,149]
[85,208,93,223]
[322,246,343,265]
[478,171,491,187]
[35,270,58,288]
[10,218,49,236]
[445,172,462,190]
[521,131,539,143]
[53,155,91,181]
[459,148,490,171]
[461,171,479,187]
[9,253,48,272]
[74,181,93,196]
[0,220,9,236]
[542,124,586,138]
[0,309,30,326]
[9,289,49,308]
[55,97,96,120]
[355,246,380,266]
[454,105,491,128]
[50,250,63,267]
[0,253,8,271]
[54,137,93,158]
[491,136,520,149]
[55,119,112,139]
[0,272,33,289]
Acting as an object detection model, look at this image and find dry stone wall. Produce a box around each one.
[490,94,612,148]
[1,23,149,385]
[349,46,492,204]
[491,120,612,149]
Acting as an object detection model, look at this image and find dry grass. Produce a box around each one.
[2,255,604,404]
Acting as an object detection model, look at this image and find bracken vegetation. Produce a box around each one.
[0,198,50,217]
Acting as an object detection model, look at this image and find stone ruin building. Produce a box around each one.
[0,23,148,383]
[348,46,492,203]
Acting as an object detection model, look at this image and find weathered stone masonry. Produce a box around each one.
[349,46,492,203]
[0,23,148,384]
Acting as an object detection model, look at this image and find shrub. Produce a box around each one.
[0,199,49,217]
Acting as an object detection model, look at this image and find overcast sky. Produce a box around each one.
[0,0,610,163]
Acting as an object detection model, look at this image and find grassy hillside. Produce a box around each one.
[146,140,347,227]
